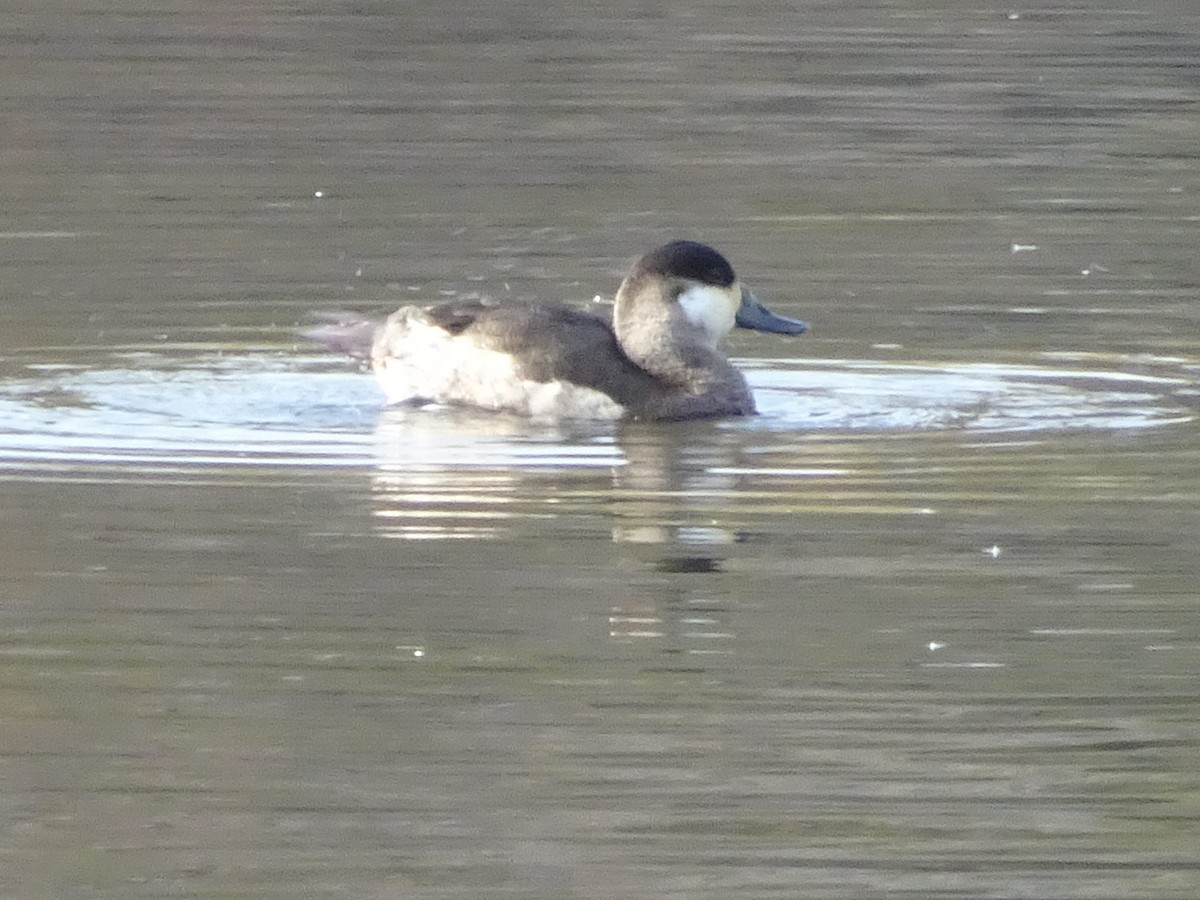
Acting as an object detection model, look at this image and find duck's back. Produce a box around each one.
[374,300,660,419]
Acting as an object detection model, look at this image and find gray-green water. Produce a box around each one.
[2,2,1199,898]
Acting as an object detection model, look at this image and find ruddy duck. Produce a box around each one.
[306,240,806,421]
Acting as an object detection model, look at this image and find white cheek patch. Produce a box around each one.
[677,284,737,347]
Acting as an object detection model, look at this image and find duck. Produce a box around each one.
[305,240,806,421]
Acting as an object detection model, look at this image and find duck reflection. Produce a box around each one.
[608,420,751,554]
[368,405,618,541]
[367,407,756,549]
[366,407,767,657]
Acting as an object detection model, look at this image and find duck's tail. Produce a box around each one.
[302,311,380,360]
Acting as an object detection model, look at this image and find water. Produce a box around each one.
[0,350,1190,468]
[2,2,1200,898]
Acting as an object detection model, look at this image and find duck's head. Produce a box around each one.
[614,241,807,352]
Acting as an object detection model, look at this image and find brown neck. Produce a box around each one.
[611,275,756,420]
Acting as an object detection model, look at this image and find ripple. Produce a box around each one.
[744,358,1193,432]
[0,350,1191,472]
[0,354,379,469]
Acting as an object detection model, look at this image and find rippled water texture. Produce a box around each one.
[0,351,1192,468]
[2,2,1199,899]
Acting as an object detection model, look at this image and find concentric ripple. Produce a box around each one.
[0,350,1191,470]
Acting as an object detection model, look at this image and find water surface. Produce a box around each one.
[2,2,1199,898]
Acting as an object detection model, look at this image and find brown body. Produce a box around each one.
[306,241,806,421]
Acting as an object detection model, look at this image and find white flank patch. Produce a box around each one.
[677,284,737,347]
[372,306,624,420]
